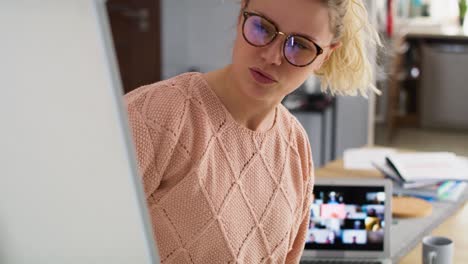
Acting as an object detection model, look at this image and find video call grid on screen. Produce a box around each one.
[305,186,386,251]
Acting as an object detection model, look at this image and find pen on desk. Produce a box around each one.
[395,193,435,202]
[437,181,457,196]
[409,194,436,202]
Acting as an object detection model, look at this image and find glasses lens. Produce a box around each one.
[243,14,276,46]
[284,36,318,66]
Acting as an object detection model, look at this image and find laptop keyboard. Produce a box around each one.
[301,260,382,264]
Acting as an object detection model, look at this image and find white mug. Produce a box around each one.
[422,236,453,264]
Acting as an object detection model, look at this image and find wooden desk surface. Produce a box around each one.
[399,203,468,263]
[315,159,468,264]
[317,159,383,178]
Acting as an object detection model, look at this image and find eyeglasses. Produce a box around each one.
[242,10,324,67]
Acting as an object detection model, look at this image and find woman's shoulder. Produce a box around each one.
[276,105,309,142]
[276,105,312,158]
[124,72,202,125]
[125,72,198,109]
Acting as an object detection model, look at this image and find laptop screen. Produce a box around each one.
[305,185,386,251]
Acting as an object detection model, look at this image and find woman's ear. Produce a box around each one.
[324,41,342,62]
[315,41,342,70]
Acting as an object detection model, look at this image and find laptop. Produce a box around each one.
[301,178,392,264]
[0,1,159,263]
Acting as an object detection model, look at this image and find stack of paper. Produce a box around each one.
[343,148,468,201]
[371,161,440,189]
[385,152,468,183]
[393,180,467,201]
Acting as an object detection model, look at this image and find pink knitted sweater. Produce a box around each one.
[124,72,314,263]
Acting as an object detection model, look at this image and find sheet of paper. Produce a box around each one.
[343,148,397,170]
[387,152,468,181]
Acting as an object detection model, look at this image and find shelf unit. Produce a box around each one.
[386,35,423,140]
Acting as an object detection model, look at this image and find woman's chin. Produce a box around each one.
[241,82,280,104]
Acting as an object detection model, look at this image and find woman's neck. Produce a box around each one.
[202,66,278,132]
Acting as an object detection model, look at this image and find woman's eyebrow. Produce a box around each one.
[250,8,320,43]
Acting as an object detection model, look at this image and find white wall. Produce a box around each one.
[161,0,238,79]
[186,0,238,72]
[335,96,370,158]
[161,0,189,78]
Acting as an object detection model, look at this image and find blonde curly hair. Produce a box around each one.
[317,0,382,96]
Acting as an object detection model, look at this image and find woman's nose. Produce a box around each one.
[260,37,283,66]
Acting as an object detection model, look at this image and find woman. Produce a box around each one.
[125,0,380,263]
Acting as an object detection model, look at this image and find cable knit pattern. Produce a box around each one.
[124,72,314,264]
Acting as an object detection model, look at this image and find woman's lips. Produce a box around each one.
[249,68,277,84]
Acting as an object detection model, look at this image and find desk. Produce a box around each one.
[315,157,468,263]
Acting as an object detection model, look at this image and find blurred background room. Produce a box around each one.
[104,0,468,167]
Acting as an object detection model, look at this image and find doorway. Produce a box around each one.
[106,0,161,94]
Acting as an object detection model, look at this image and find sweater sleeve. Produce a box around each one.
[285,175,314,263]
[125,100,160,199]
[285,121,315,263]
[124,87,180,200]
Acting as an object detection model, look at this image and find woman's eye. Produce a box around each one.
[293,41,310,50]
[293,42,306,49]
[291,39,312,50]
[253,21,269,34]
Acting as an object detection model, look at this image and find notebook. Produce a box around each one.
[301,178,392,264]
